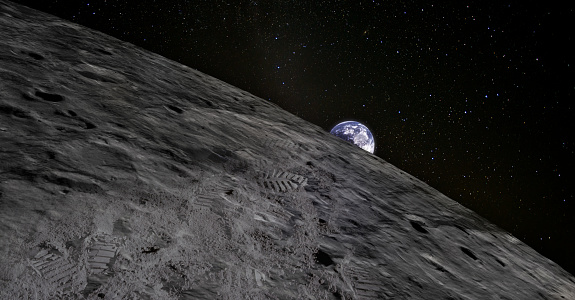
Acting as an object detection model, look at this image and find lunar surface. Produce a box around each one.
[1,1,574,299]
[330,121,375,154]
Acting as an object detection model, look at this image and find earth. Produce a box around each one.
[330,121,375,153]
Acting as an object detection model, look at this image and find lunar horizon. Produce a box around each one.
[1,1,574,299]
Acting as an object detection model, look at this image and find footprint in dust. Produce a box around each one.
[28,234,122,296]
[83,234,121,296]
[29,246,80,291]
[258,169,307,193]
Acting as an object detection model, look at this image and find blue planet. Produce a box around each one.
[330,121,375,153]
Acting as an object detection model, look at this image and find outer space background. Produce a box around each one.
[8,0,575,275]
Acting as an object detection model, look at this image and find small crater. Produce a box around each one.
[78,70,117,83]
[43,174,103,194]
[408,275,424,287]
[496,258,506,267]
[203,99,214,107]
[338,156,350,164]
[68,110,77,116]
[348,219,360,227]
[410,220,429,234]
[314,249,334,266]
[56,126,73,132]
[0,104,31,119]
[142,246,160,254]
[35,90,64,102]
[22,93,36,101]
[96,48,113,56]
[166,163,190,178]
[263,139,301,150]
[454,224,468,235]
[434,263,448,273]
[318,218,327,225]
[25,51,44,60]
[54,110,68,117]
[83,120,97,129]
[460,247,478,260]
[166,104,183,114]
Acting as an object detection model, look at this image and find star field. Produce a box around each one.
[11,0,575,274]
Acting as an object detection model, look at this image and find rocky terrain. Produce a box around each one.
[1,1,574,299]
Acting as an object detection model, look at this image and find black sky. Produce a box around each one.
[9,0,575,274]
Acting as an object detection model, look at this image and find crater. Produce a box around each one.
[204,100,214,107]
[96,48,113,56]
[35,90,64,102]
[460,247,478,260]
[74,64,126,84]
[0,104,31,119]
[338,156,350,164]
[25,51,44,60]
[454,224,468,235]
[141,246,160,254]
[314,249,334,266]
[22,93,36,101]
[78,70,118,83]
[166,104,183,114]
[42,174,103,194]
[410,220,429,234]
[54,110,68,117]
[83,120,97,129]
